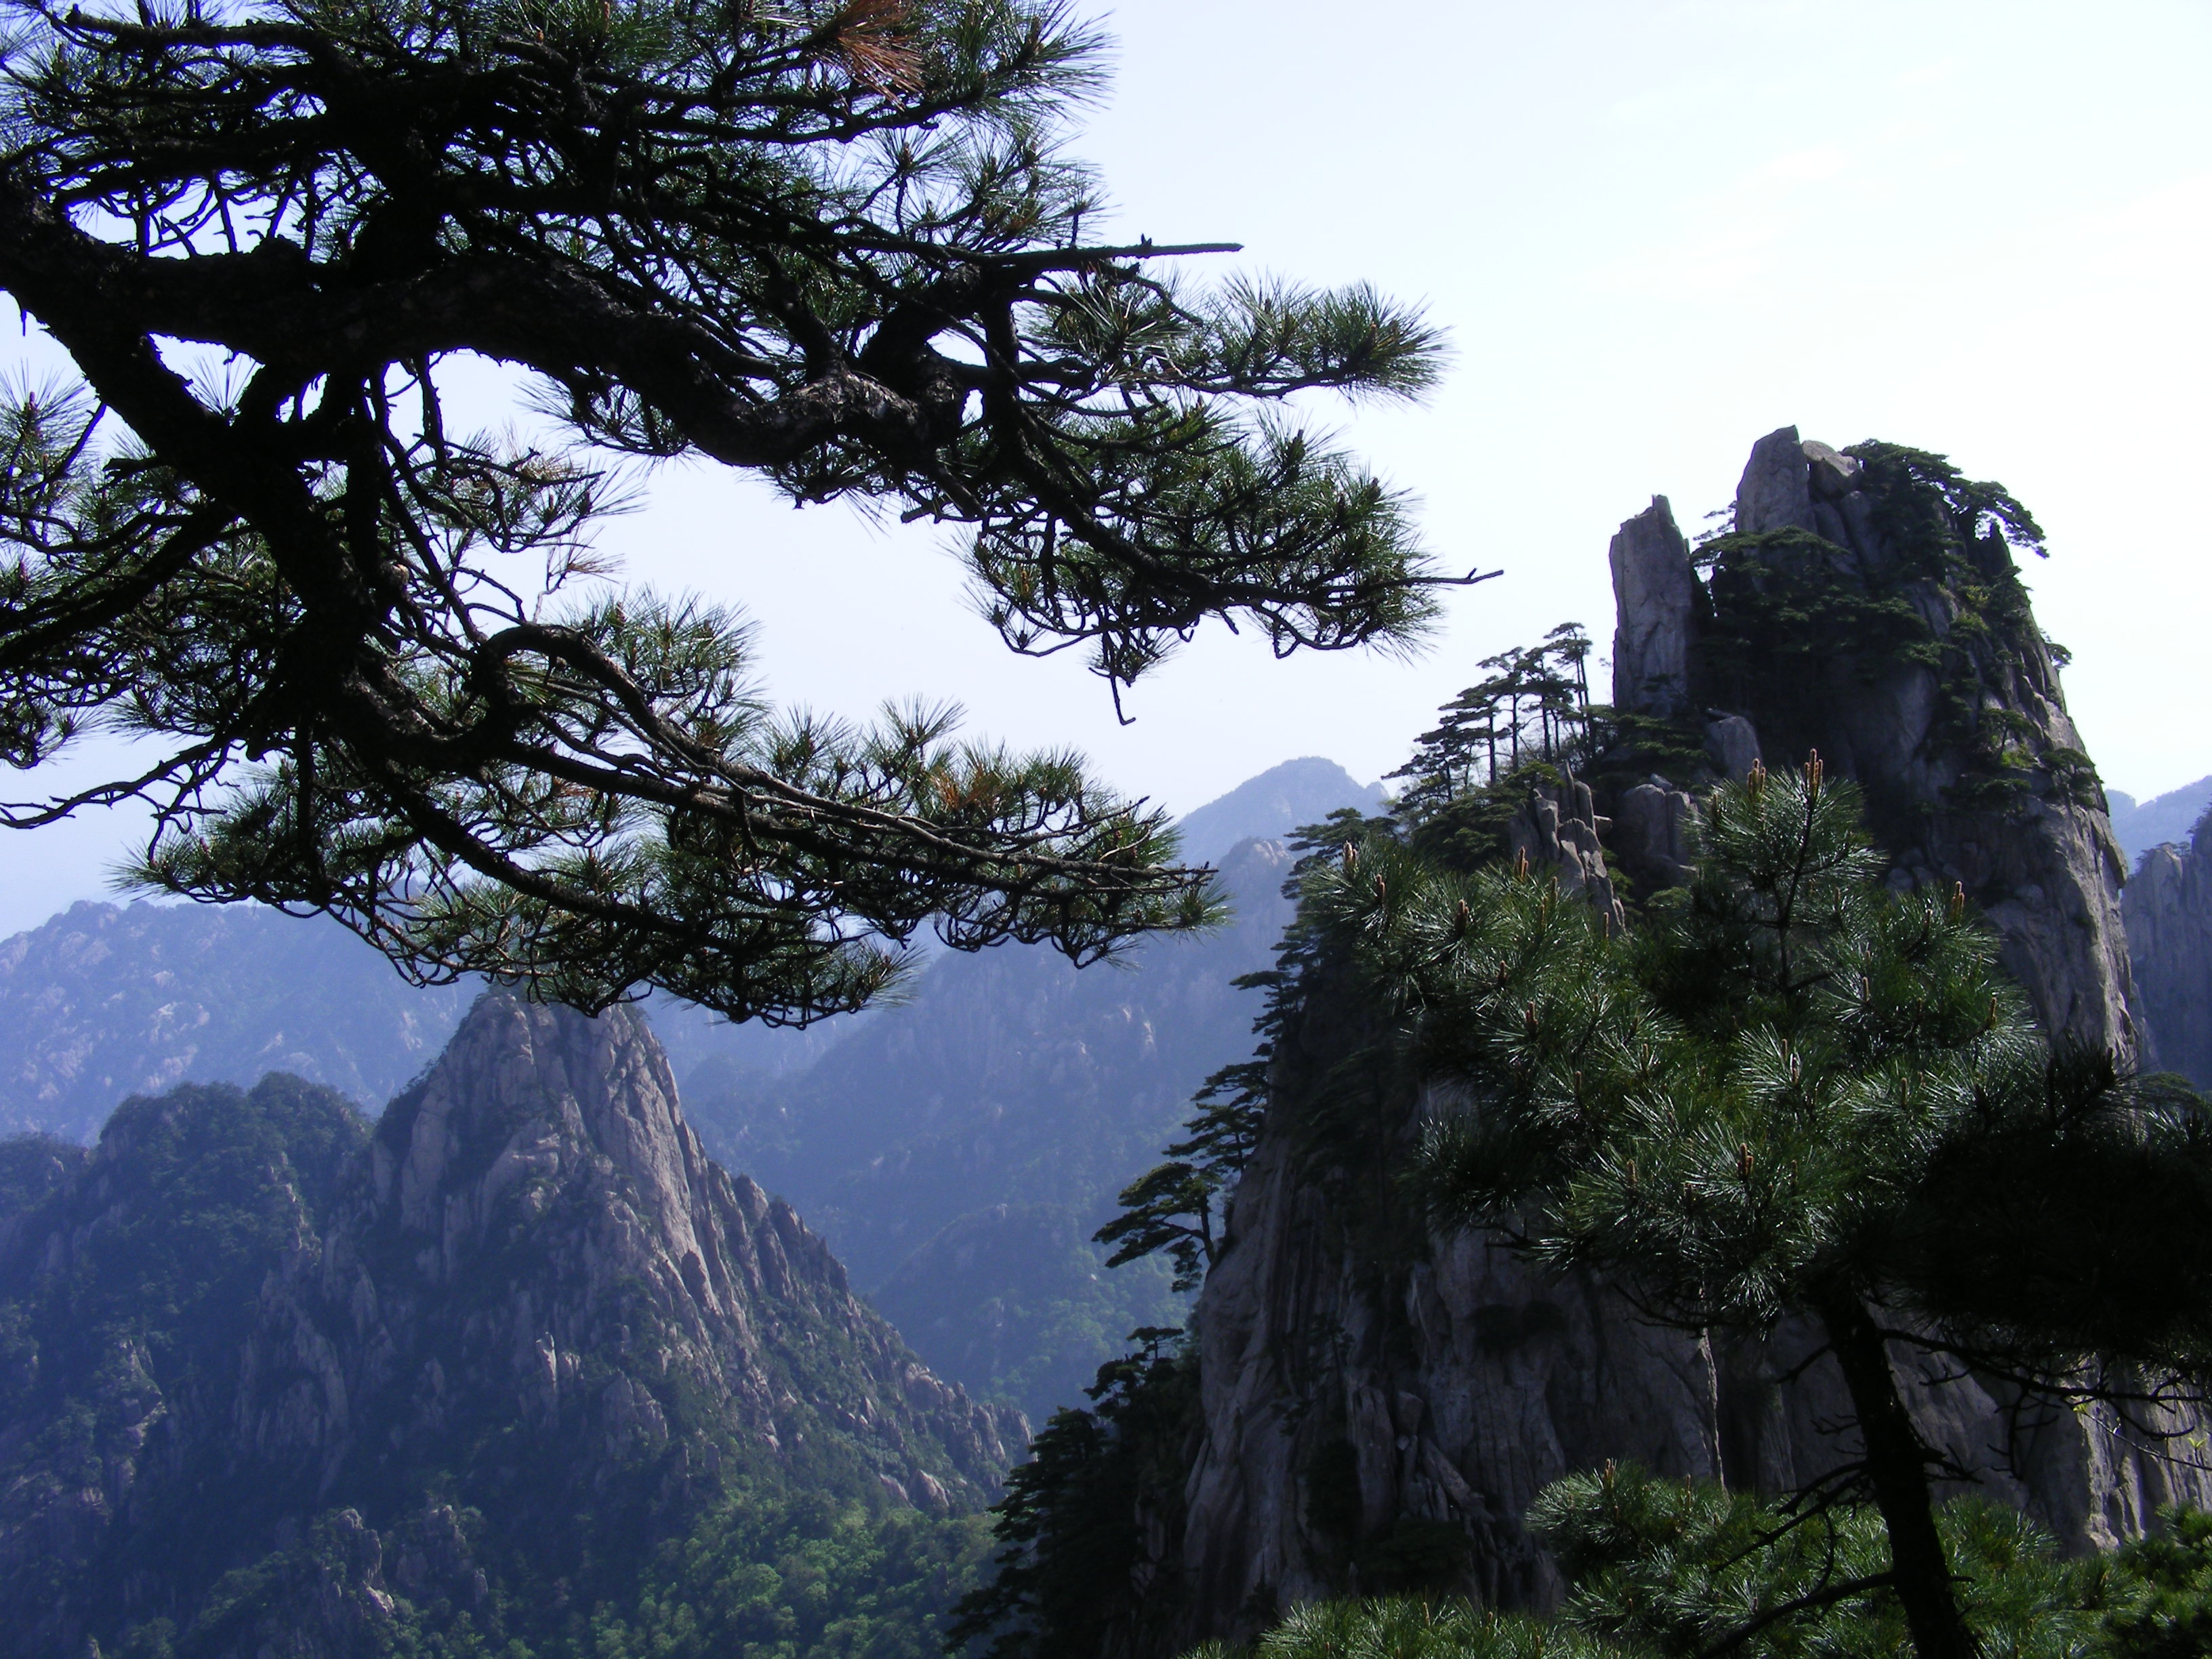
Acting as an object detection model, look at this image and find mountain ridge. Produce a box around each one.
[0,991,1016,1658]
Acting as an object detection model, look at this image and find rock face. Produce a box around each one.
[1711,427,2139,1056]
[0,993,1017,1657]
[296,994,1019,1501]
[1607,497,1702,718]
[1164,430,2197,1649]
[1505,780,1624,934]
[1182,787,1703,1623]
[2127,819,2212,1087]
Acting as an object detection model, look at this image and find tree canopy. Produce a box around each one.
[1307,760,2212,1657]
[0,0,1460,1021]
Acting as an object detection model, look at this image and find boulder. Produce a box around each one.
[1607,496,1700,718]
[1734,425,1817,534]
[1702,714,1762,781]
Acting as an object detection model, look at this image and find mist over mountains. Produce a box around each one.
[2109,775,2212,864]
[0,757,1380,1425]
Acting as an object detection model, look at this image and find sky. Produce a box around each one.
[4,0,2209,937]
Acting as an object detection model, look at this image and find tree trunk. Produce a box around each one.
[1814,1290,1978,1659]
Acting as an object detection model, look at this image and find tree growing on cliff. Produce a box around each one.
[1386,623,1593,820]
[0,0,1463,1024]
[1308,760,2212,1659]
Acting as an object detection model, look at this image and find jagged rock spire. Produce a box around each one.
[1607,495,1700,719]
[299,991,1023,1503]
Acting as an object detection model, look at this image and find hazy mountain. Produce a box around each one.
[682,836,1304,1424]
[0,893,859,1143]
[0,900,473,1140]
[0,995,1012,1658]
[1172,755,1385,864]
[2108,775,2212,863]
[0,758,1380,1427]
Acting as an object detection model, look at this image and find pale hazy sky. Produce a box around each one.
[5,0,2209,936]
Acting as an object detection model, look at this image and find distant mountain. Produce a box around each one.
[682,835,1308,1424]
[0,759,1376,1148]
[0,994,1013,1658]
[0,900,473,1140]
[2127,817,2212,1089]
[0,901,849,1141]
[0,759,1380,1428]
[1173,756,1385,864]
[2108,775,2212,864]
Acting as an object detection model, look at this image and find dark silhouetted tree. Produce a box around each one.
[0,0,1469,1023]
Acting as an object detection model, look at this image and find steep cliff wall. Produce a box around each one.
[1180,792,1721,1626]
[0,993,1017,1657]
[1703,429,2139,1055]
[1166,430,2195,1649]
[2128,819,2212,1088]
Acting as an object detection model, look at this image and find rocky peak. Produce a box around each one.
[0,991,1021,1656]
[1631,426,2140,1054]
[300,993,1023,1502]
[2126,819,2212,1087]
[1607,495,1702,718]
[1163,430,2196,1652]
[1505,779,1624,935]
[1734,423,1820,534]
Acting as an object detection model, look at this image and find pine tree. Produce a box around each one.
[1385,623,1594,824]
[1305,758,2212,1659]
[0,0,1461,1023]
[1093,805,1385,1292]
[1092,1066,1267,1292]
[944,1327,1196,1659]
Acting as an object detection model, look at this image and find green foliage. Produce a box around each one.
[0,1076,365,1416]
[1197,1468,2212,1658]
[1301,763,2212,1656]
[1698,442,2085,823]
[1389,625,1595,814]
[2,1071,1004,1658]
[122,1489,991,1659]
[0,0,1455,1023]
[0,1132,82,1218]
[563,1491,993,1659]
[0,1078,371,1640]
[1181,1596,1605,1659]
[2100,1507,2212,1658]
[1386,626,1600,872]
[1307,761,2212,1376]
[1530,1462,2092,1658]
[1094,1067,1268,1292]
[947,1331,1200,1659]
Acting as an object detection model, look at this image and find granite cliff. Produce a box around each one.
[1607,429,2136,1052]
[2128,815,2212,1088]
[0,992,1018,1658]
[1150,431,2198,1651]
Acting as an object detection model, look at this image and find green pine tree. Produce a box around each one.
[1304,757,2212,1659]
[0,0,1460,1023]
